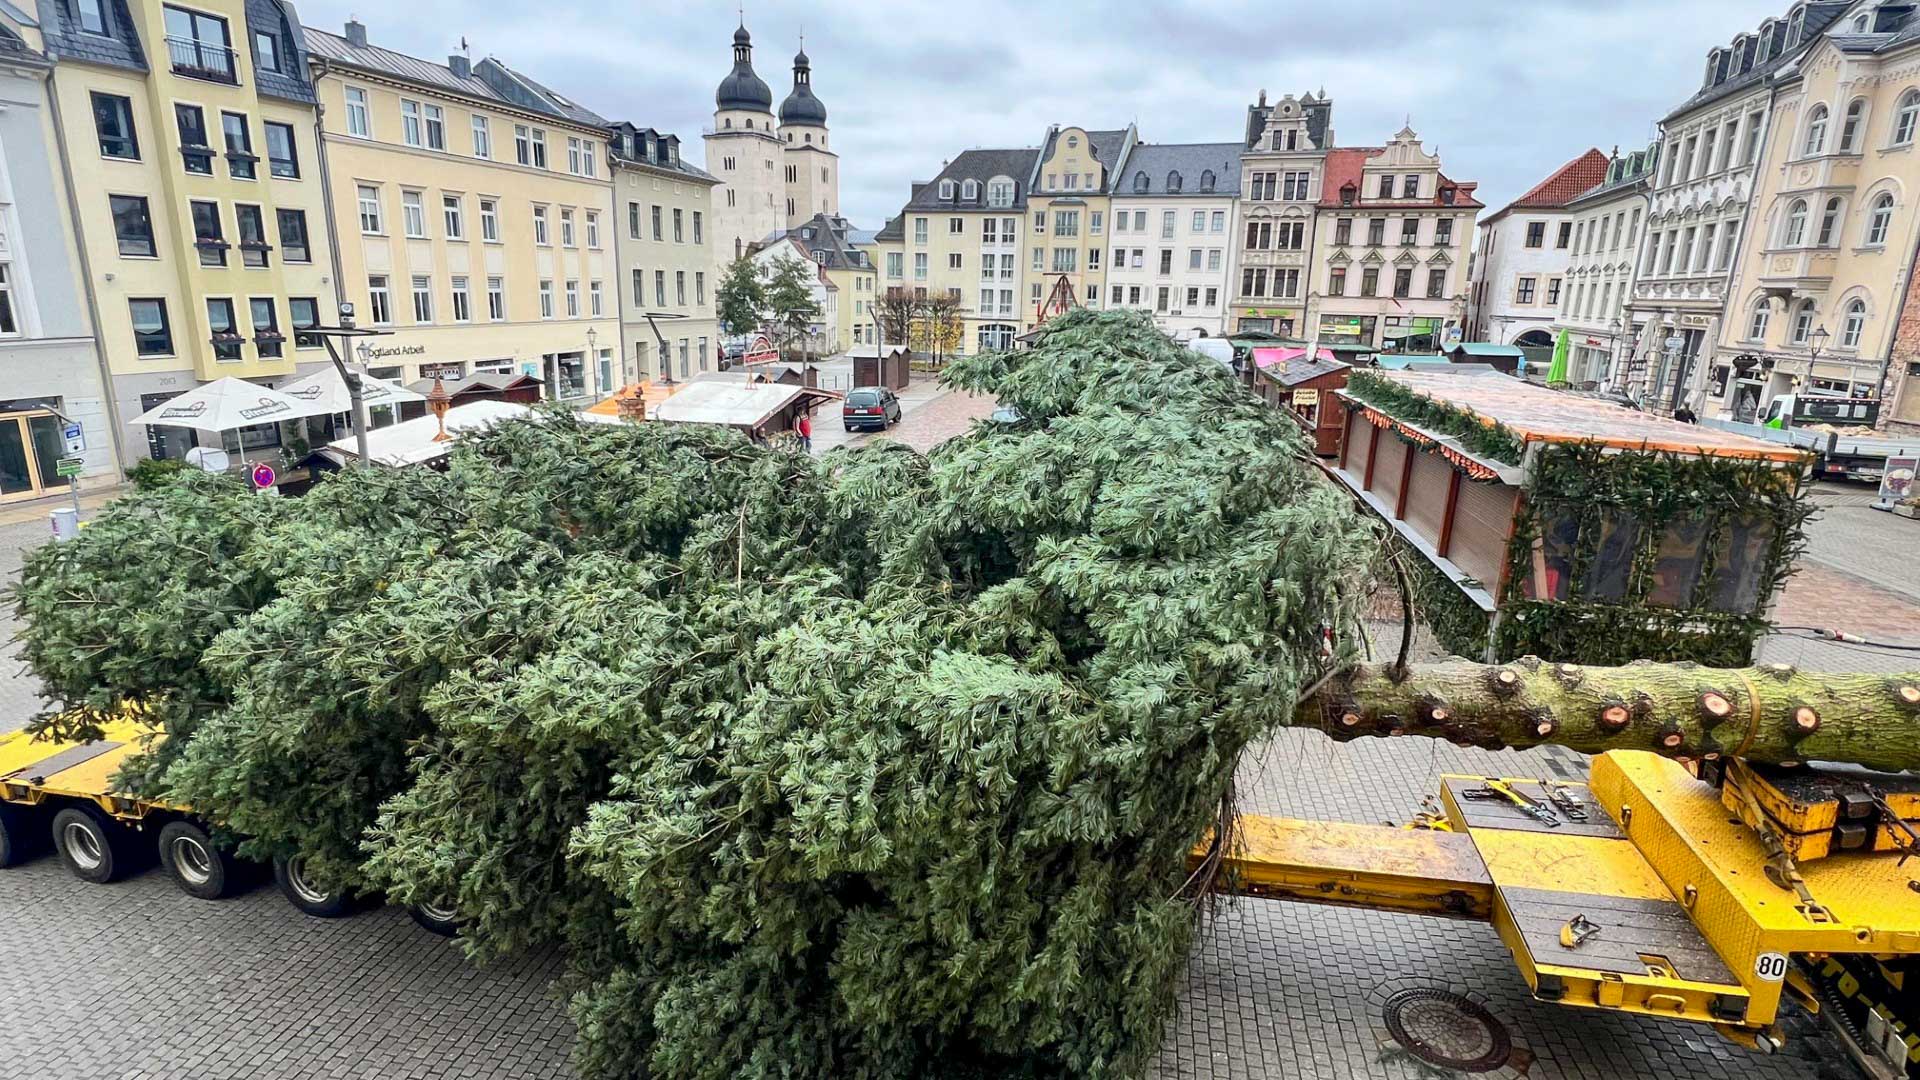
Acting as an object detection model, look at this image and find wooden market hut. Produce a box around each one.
[397,371,543,421]
[1255,354,1350,457]
[1332,369,1813,666]
[848,344,910,391]
[652,379,842,441]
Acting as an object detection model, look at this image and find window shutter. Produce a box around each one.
[1370,434,1408,512]
[1403,450,1451,545]
[1448,481,1519,591]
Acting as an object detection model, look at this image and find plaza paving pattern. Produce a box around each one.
[0,428,1902,1076]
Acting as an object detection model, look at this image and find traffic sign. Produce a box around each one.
[54,455,85,478]
[62,422,84,455]
[250,461,277,489]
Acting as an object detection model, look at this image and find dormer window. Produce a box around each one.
[987,177,1015,208]
[1758,20,1776,61]
[1439,185,1456,206]
[1133,173,1149,194]
[961,178,979,201]
[1341,182,1357,207]
[1855,13,1870,31]
[1199,170,1215,193]
[938,179,956,200]
[76,0,109,34]
[1167,171,1182,193]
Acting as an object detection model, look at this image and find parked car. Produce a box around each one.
[843,386,902,431]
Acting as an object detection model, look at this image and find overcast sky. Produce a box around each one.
[297,0,1788,227]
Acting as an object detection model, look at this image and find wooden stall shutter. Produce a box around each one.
[1448,480,1519,591]
[1370,433,1408,513]
[1403,450,1452,549]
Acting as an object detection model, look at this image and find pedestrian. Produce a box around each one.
[1673,404,1697,424]
[796,410,813,452]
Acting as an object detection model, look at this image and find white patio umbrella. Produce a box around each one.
[125,376,323,433]
[279,365,425,414]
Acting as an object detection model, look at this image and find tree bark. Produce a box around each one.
[1295,657,1920,774]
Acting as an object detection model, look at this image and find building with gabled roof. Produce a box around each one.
[608,121,719,385]
[1109,141,1243,338]
[1468,148,1609,349]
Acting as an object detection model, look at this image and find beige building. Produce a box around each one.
[608,122,718,383]
[777,212,875,350]
[1316,128,1482,354]
[888,148,1034,353]
[37,0,333,462]
[1024,125,1130,328]
[1550,145,1656,387]
[306,21,617,407]
[1231,91,1332,337]
[1712,5,1920,421]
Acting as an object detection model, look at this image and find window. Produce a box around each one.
[586,212,600,249]
[412,275,433,322]
[534,205,550,245]
[530,129,546,168]
[1283,171,1310,200]
[1088,249,1101,271]
[480,199,499,242]
[562,208,576,247]
[566,280,580,317]
[590,280,604,317]
[1156,249,1171,274]
[1393,267,1412,299]
[1334,218,1352,245]
[220,112,256,179]
[92,93,139,159]
[568,137,582,175]
[1402,218,1420,245]
[539,280,554,319]
[430,194,460,240]
[1817,197,1842,246]
[424,104,445,151]
[129,299,172,355]
[1841,299,1868,349]
[288,297,320,348]
[1842,100,1866,153]
[1188,248,1203,271]
[938,178,956,200]
[1207,249,1222,271]
[1160,210,1176,239]
[693,211,703,244]
[1366,218,1387,246]
[1741,111,1765,165]
[175,104,212,174]
[515,124,532,164]
[1718,221,1739,269]
[1378,173,1395,198]
[1555,221,1572,248]
[1525,221,1545,248]
[584,142,596,177]
[401,100,423,147]
[948,253,963,270]
[249,297,281,357]
[367,275,391,324]
[1329,267,1347,296]
[1790,300,1816,345]
[164,5,235,83]
[887,252,902,279]
[1056,210,1080,236]
[654,270,666,306]
[1858,192,1896,248]
[1784,199,1809,246]
[355,184,384,235]
[1676,226,1695,271]
[190,200,225,266]
[652,205,664,241]
[1897,91,1920,146]
[276,208,309,263]
[206,298,240,361]
[1698,223,1717,271]
[1546,278,1562,305]
[471,114,492,158]
[673,208,684,243]
[487,277,505,321]
[1435,218,1453,247]
[674,271,686,306]
[1426,268,1447,299]
[1361,268,1379,297]
[1516,277,1536,304]
[344,86,371,138]
[1803,105,1829,157]
[76,0,108,34]
[402,191,426,238]
[915,253,929,281]
[110,195,156,256]
[255,121,297,178]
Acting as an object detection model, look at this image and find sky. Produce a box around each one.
[296,0,1792,228]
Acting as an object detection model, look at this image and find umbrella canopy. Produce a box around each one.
[1546,330,1572,384]
[125,377,321,432]
[280,365,425,414]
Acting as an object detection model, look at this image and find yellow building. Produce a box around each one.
[776,213,874,350]
[608,122,719,382]
[1022,125,1129,332]
[37,0,333,461]
[305,19,617,406]
[1711,11,1920,420]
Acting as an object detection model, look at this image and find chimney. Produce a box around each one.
[1258,88,1267,107]
[448,54,471,78]
[344,19,368,48]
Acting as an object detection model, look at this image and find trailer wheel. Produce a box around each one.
[158,820,241,900]
[273,854,355,918]
[51,806,136,884]
[407,901,464,938]
[0,803,47,868]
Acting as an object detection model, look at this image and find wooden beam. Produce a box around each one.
[1362,417,1380,490]
[1438,466,1463,558]
[1394,438,1416,519]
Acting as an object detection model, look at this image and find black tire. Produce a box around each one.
[0,803,47,868]
[51,805,138,884]
[407,901,464,938]
[272,854,356,918]
[158,820,243,900]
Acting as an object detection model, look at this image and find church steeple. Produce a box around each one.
[780,39,828,127]
[715,21,773,113]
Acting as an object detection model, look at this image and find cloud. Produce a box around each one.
[294,0,1786,226]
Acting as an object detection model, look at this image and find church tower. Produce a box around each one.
[705,23,786,267]
[779,43,838,227]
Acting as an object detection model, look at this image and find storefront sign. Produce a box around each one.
[742,333,780,365]
[355,342,429,363]
[1680,315,1712,328]
[1292,389,1320,407]
[420,361,465,382]
[1879,456,1918,507]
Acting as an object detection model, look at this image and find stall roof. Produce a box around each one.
[320,399,617,467]
[1355,371,1806,463]
[652,380,838,430]
[1449,343,1527,359]
[1265,355,1351,387]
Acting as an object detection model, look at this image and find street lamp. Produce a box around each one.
[1607,316,1623,388]
[298,302,392,466]
[1808,324,1831,366]
[586,327,599,397]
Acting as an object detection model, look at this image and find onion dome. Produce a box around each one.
[715,24,773,112]
[779,47,827,126]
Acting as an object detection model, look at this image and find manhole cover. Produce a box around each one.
[1381,987,1513,1073]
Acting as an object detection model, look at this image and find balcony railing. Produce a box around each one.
[167,36,239,84]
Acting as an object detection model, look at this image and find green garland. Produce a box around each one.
[1343,370,1529,466]
[1390,534,1490,659]
[1492,442,1812,667]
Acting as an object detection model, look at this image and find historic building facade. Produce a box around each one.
[1313,127,1481,354]
[704,24,840,269]
[36,0,334,463]
[1023,124,1130,327]
[782,212,875,349]
[307,20,617,407]
[1550,144,1657,387]
[1106,142,1240,339]
[0,20,118,485]
[890,148,1034,354]
[1468,148,1610,350]
[1229,91,1331,337]
[609,122,718,384]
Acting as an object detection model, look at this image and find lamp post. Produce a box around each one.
[1808,324,1831,373]
[586,327,599,397]
[301,302,392,466]
[1607,316,1623,389]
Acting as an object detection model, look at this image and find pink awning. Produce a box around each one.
[1252,346,1338,368]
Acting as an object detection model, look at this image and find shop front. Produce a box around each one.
[0,403,73,504]
[1237,307,1302,338]
[1317,313,1377,348]
[1381,316,1446,354]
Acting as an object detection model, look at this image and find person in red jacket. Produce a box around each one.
[796,410,814,452]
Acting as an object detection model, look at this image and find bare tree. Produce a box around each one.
[874,287,925,358]
[922,293,965,366]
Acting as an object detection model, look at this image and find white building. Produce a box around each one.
[1230,91,1333,338]
[1107,143,1241,339]
[1549,145,1657,387]
[751,236,839,354]
[1469,148,1610,349]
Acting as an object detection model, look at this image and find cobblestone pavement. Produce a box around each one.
[0,462,1907,1078]
[811,385,999,455]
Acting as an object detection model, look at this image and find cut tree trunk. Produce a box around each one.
[1295,657,1920,774]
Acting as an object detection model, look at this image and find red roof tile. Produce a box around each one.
[1315,147,1485,210]
[1483,148,1610,222]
